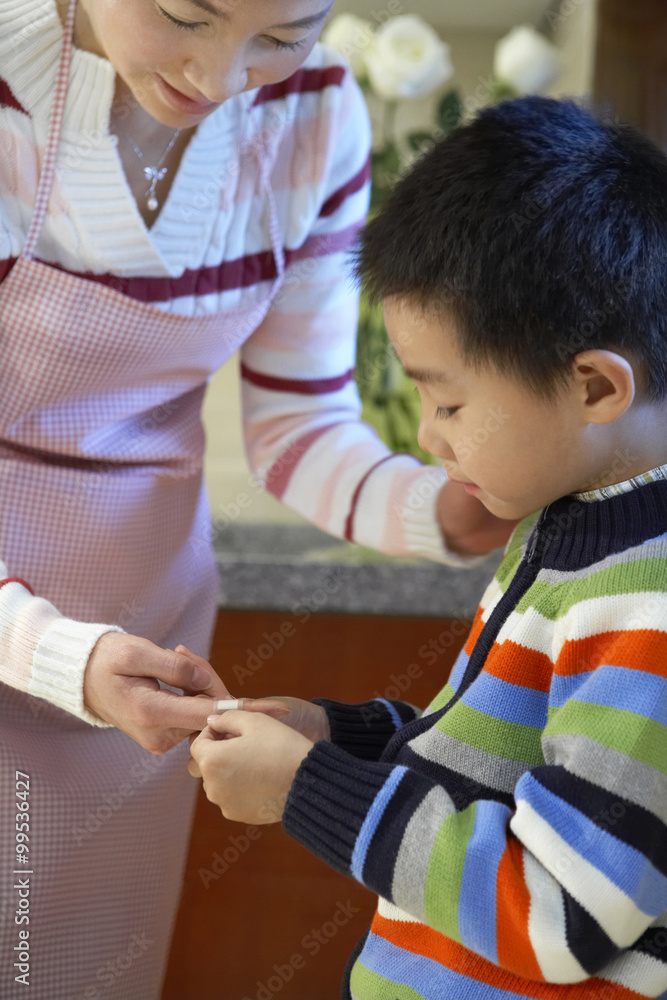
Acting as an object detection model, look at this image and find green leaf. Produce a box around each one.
[437,90,463,134]
[489,79,519,102]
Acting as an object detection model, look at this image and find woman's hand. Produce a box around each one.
[188,711,314,824]
[436,479,518,556]
[236,696,331,743]
[83,634,231,754]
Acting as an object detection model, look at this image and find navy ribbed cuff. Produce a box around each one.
[283,740,395,875]
[314,698,418,760]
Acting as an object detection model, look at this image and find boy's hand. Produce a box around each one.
[84,635,232,755]
[238,697,330,743]
[188,711,313,824]
[437,480,518,556]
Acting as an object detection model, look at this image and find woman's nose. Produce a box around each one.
[184,56,248,104]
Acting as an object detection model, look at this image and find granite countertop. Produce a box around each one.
[214,524,503,619]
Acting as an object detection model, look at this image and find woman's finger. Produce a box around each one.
[210,698,290,720]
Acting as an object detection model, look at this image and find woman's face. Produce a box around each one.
[76,0,334,125]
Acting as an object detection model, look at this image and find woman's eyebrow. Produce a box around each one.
[185,0,331,31]
[270,9,332,31]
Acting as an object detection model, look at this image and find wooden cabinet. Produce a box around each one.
[162,609,470,1000]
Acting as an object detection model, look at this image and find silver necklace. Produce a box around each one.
[123,128,182,211]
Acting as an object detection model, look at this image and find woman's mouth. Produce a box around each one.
[155,74,219,115]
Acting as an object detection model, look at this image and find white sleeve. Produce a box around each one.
[0,560,121,725]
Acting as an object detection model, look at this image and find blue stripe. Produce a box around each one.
[461,671,548,727]
[517,772,667,917]
[376,698,403,731]
[571,665,667,727]
[351,767,407,883]
[458,799,511,964]
[355,934,538,999]
[448,650,469,693]
[549,670,594,708]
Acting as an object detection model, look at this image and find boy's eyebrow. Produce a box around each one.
[402,366,457,387]
[186,0,331,30]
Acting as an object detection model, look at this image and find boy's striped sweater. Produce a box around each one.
[283,467,667,999]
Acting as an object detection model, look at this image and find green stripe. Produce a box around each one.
[350,961,427,999]
[428,683,455,712]
[514,557,667,619]
[495,515,538,593]
[436,702,545,765]
[545,702,667,775]
[424,803,476,941]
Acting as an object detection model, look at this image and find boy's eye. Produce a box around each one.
[435,406,460,419]
[157,5,202,30]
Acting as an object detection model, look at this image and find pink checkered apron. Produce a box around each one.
[0,2,285,997]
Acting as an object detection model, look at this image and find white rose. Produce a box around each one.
[321,13,375,80]
[364,15,454,101]
[494,25,562,95]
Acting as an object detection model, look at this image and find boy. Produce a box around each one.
[189,97,667,999]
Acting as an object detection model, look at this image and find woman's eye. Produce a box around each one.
[264,36,308,51]
[435,406,460,419]
[157,5,202,30]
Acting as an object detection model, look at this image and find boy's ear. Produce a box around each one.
[572,350,636,424]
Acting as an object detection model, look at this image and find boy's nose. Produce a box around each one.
[418,419,456,461]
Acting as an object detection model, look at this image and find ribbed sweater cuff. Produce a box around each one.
[314,698,418,760]
[30,619,124,726]
[283,740,395,875]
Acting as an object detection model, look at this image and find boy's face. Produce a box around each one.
[384,297,603,522]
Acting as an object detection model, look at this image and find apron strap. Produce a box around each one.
[22,0,77,261]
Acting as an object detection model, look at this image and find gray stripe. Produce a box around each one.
[538,534,667,586]
[542,733,667,825]
[391,785,455,922]
[409,730,531,796]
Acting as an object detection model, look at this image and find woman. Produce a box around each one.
[0,1,512,997]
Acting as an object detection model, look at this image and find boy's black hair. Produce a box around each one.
[356,96,667,400]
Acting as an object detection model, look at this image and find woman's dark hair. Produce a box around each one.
[356,96,667,399]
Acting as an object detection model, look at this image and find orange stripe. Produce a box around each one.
[464,612,485,657]
[370,912,642,999]
[555,629,667,678]
[496,840,543,981]
[485,640,553,692]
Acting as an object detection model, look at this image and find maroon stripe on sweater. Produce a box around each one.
[253,66,346,107]
[319,156,371,219]
[241,363,354,395]
[0,225,354,296]
[344,454,398,542]
[266,422,342,499]
[0,577,34,595]
[0,79,28,116]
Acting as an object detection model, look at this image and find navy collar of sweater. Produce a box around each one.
[531,469,667,572]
